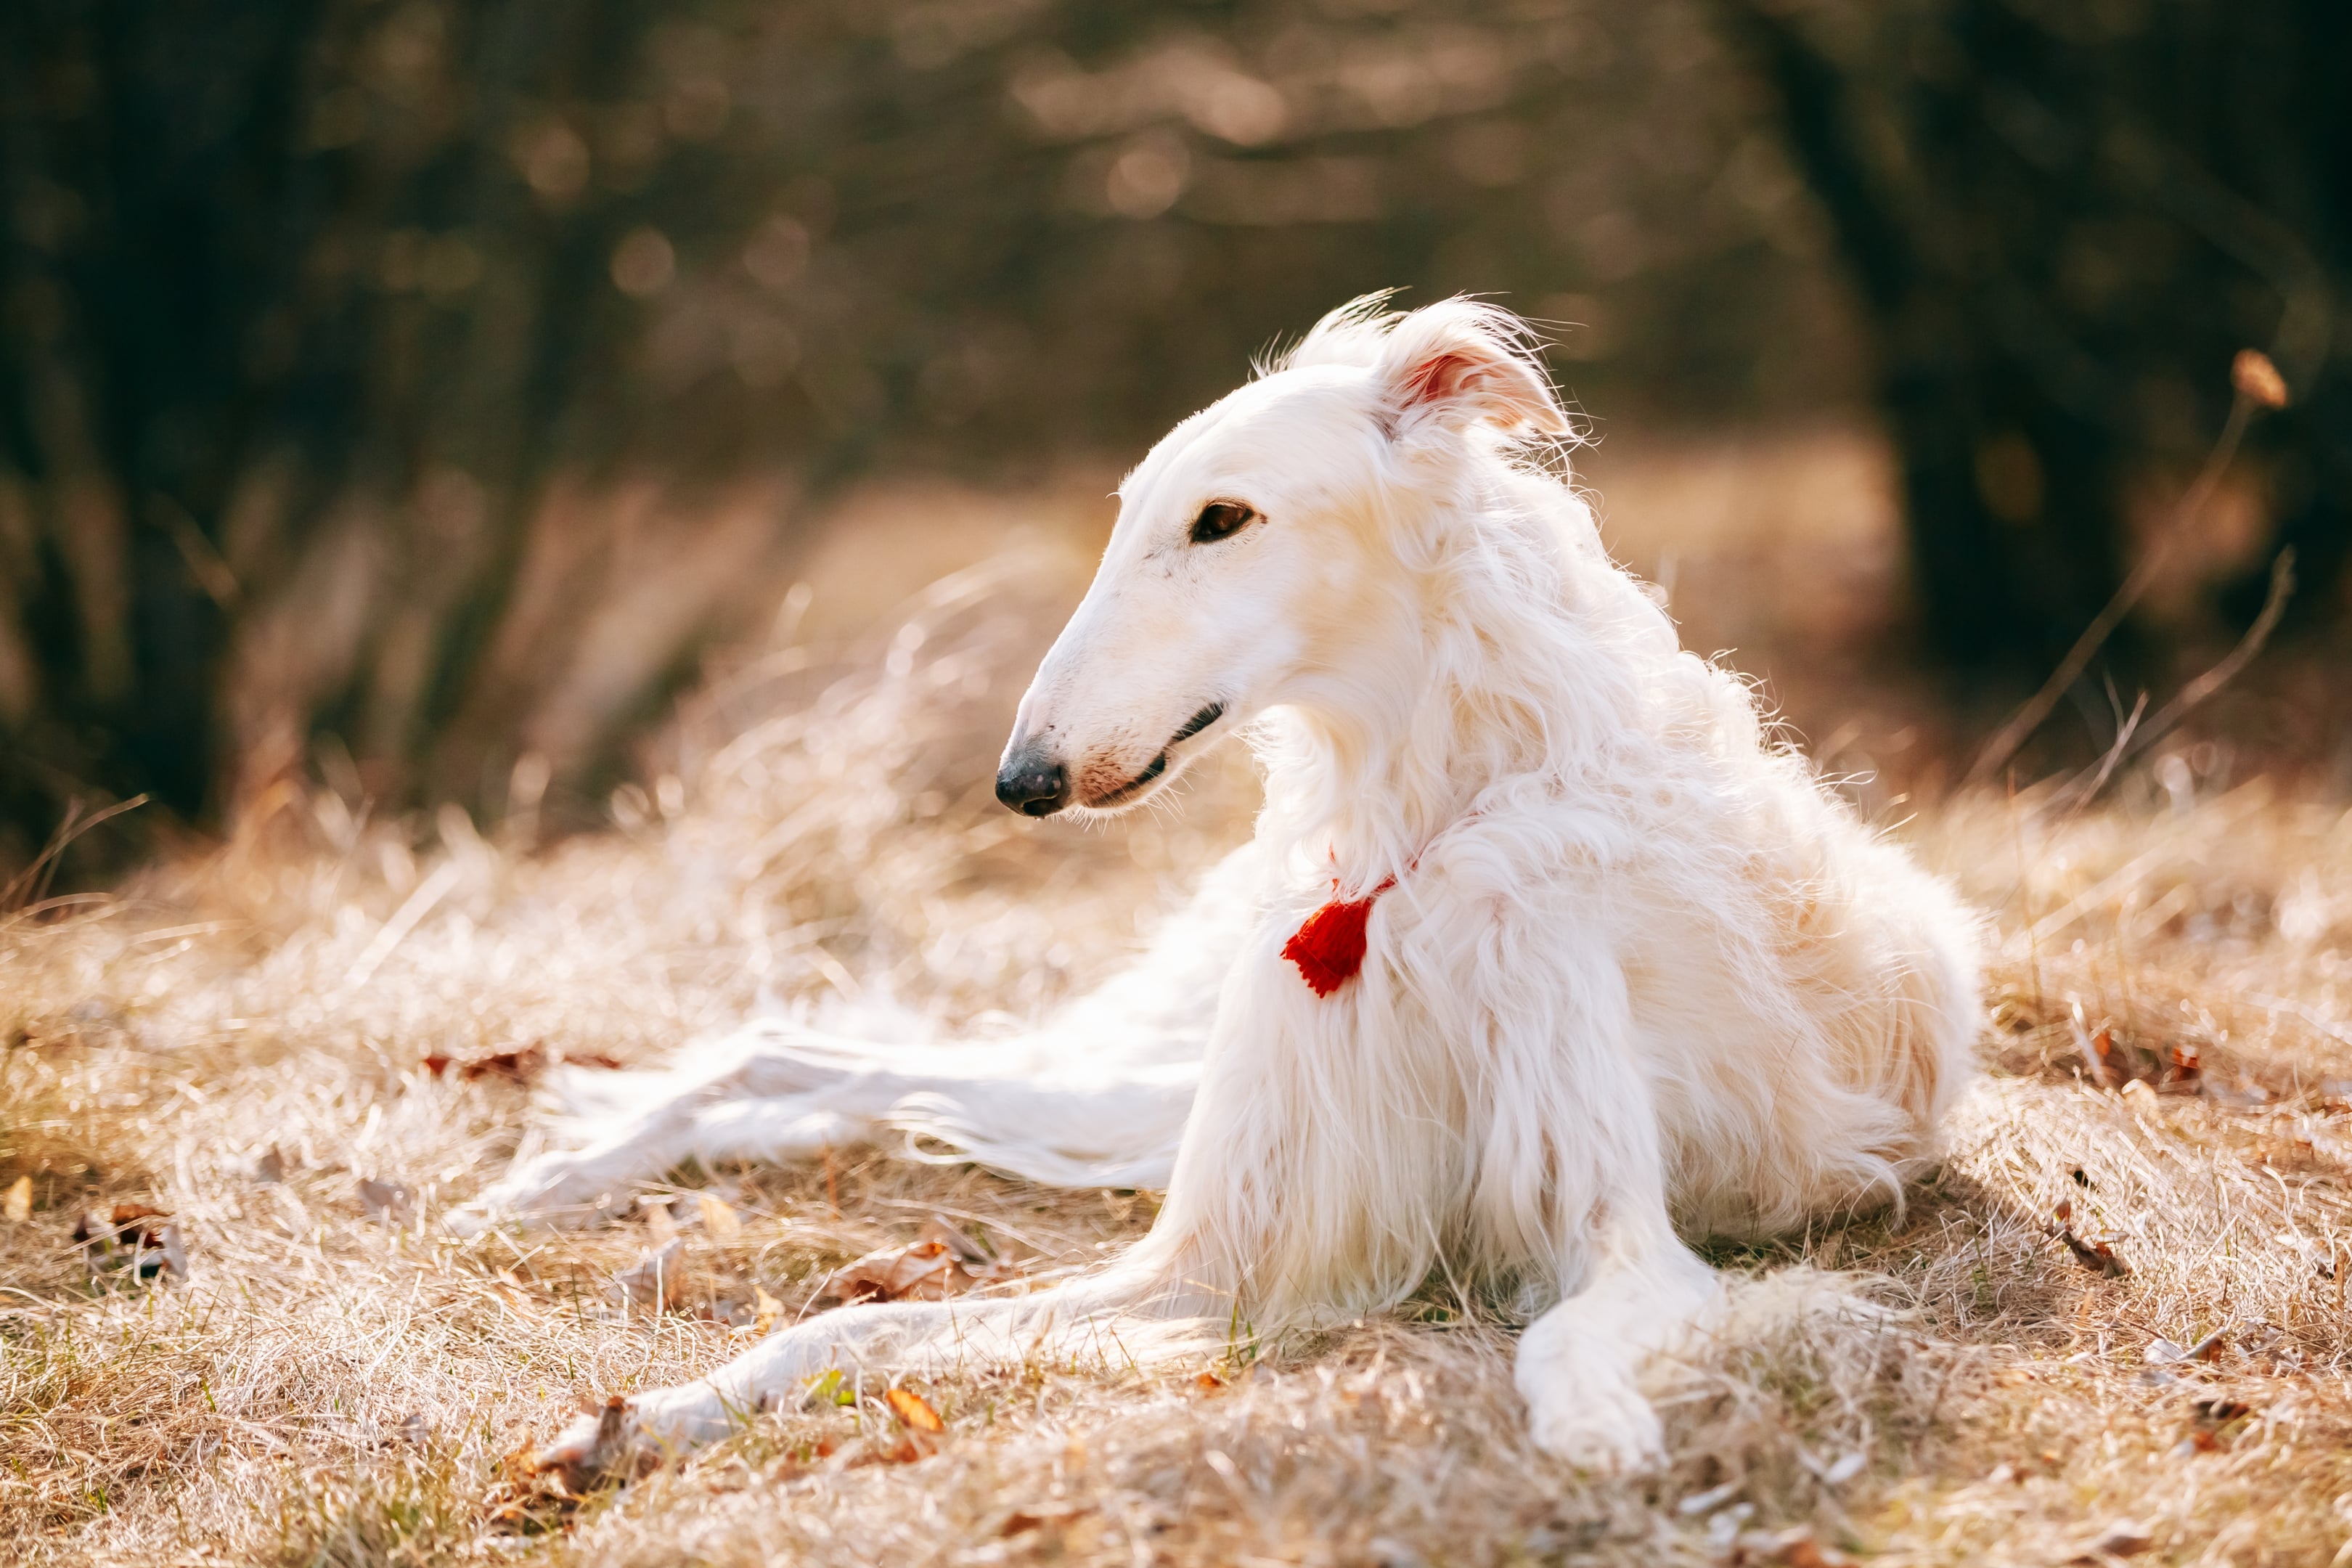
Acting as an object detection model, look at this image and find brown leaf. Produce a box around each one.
[3,1175,29,1222]
[1732,1529,1853,1567]
[2231,348,2290,410]
[886,1387,944,1433]
[1776,1535,1852,1568]
[698,1192,743,1240]
[2081,1522,2153,1559]
[751,1283,783,1337]
[359,1177,414,1222]
[2192,1397,2253,1426]
[916,1214,993,1266]
[2050,1212,2126,1275]
[862,1437,928,1466]
[75,1201,171,1248]
[73,1204,184,1278]
[423,1044,625,1085]
[470,1045,550,1082]
[1001,1506,1085,1538]
[609,1238,688,1311]
[1193,1371,1227,1395]
[817,1237,997,1306]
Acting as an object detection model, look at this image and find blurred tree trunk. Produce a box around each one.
[0,0,775,877]
[1720,0,2351,672]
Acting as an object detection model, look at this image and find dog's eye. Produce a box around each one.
[1189,501,1259,544]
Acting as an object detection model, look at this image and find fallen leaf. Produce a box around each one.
[997,1503,1093,1536]
[917,1214,994,1266]
[698,1192,742,1240]
[3,1175,28,1222]
[2232,348,2290,409]
[608,1238,687,1311]
[2192,1397,2253,1425]
[74,1202,172,1248]
[358,1177,413,1221]
[2083,1522,2153,1559]
[1194,1371,1227,1394]
[2051,1212,2126,1275]
[848,1434,930,1468]
[887,1387,944,1433]
[459,1045,550,1084]
[422,1045,625,1084]
[73,1204,182,1278]
[817,1236,999,1306]
[1734,1529,1854,1568]
[751,1283,783,1337]
[2084,1024,2116,1087]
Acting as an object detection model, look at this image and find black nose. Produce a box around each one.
[995,750,1070,817]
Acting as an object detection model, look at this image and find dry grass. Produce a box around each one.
[7,510,2352,1565]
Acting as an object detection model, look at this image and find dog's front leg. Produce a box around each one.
[531,1273,1151,1480]
[1514,1199,1721,1476]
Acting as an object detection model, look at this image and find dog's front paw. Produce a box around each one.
[1523,1376,1667,1477]
[528,1397,637,1490]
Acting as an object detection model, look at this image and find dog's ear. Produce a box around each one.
[1373,301,1570,438]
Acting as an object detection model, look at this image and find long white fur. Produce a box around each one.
[510,296,1980,1475]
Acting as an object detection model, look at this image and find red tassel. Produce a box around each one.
[1282,877,1395,997]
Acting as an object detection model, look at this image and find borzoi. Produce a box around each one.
[500,297,1980,1477]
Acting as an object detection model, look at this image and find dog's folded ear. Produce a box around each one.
[1373,300,1571,439]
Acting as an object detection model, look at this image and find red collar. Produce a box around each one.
[1282,807,1485,997]
[1281,875,1395,997]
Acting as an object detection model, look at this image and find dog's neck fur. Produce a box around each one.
[1254,458,1673,897]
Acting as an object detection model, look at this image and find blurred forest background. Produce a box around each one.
[1,0,2345,879]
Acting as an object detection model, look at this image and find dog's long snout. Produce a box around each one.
[995,745,1071,817]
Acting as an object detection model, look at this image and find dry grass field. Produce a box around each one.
[6,444,2352,1567]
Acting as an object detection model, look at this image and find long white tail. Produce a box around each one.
[460,844,1264,1228]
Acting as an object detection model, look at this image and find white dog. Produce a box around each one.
[509,297,1979,1477]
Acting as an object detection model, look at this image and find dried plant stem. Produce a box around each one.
[1969,393,2256,786]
